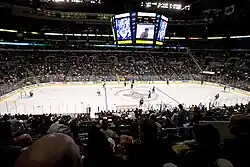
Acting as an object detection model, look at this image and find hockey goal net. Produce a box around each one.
[224,86,231,93]
[20,91,27,99]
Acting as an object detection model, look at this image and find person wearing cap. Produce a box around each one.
[47,116,72,137]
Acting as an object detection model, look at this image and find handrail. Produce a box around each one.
[187,47,203,72]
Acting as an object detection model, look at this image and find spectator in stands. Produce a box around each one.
[220,114,250,167]
[149,114,162,134]
[117,135,134,160]
[15,133,82,167]
[179,124,220,167]
[0,118,22,167]
[178,104,187,125]
[85,126,124,167]
[14,134,33,148]
[70,118,80,144]
[190,105,201,125]
[171,108,179,124]
[47,116,72,137]
[127,119,176,167]
[10,118,24,138]
[100,119,117,139]
[215,159,234,167]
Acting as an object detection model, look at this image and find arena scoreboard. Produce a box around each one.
[111,12,168,45]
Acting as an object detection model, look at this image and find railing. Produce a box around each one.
[187,48,203,72]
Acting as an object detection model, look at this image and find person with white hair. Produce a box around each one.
[162,163,178,167]
[215,159,234,167]
[15,133,82,167]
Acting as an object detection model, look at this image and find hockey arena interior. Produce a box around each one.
[0,1,250,167]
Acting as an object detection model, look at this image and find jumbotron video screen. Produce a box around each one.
[111,12,168,45]
[112,13,133,45]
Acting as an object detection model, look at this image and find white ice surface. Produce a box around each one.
[0,84,249,118]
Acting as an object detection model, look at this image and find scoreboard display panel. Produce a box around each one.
[112,12,168,45]
[135,12,156,44]
[112,13,132,45]
[156,15,168,45]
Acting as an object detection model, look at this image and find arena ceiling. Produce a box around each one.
[1,0,246,15]
[3,0,243,12]
[2,0,250,28]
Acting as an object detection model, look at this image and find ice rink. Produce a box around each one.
[0,83,249,118]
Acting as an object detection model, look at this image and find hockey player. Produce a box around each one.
[152,86,155,94]
[201,80,204,85]
[97,89,101,96]
[224,85,227,92]
[215,93,219,100]
[139,98,144,107]
[29,91,34,97]
[124,81,126,87]
[148,90,151,99]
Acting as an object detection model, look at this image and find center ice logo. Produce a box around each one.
[123,91,147,99]
[115,89,158,101]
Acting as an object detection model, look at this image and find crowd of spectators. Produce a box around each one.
[1,100,250,167]
[0,49,249,96]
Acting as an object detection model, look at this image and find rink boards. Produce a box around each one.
[0,80,249,103]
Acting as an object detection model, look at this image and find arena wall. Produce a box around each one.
[0,80,249,103]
